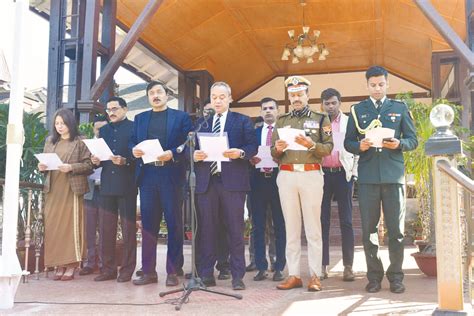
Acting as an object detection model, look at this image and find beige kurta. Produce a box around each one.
[44,139,85,267]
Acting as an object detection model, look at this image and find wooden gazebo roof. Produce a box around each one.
[116,0,466,99]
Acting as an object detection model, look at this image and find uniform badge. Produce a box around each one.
[303,120,319,129]
[322,125,332,136]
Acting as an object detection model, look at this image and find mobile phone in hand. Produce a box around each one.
[382,137,393,142]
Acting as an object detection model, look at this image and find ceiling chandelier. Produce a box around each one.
[281,0,329,64]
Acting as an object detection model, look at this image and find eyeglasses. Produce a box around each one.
[106,107,122,113]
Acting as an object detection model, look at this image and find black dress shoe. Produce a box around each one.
[133,273,158,286]
[217,268,231,280]
[117,274,132,283]
[390,281,405,294]
[253,270,267,281]
[135,268,143,277]
[232,278,246,290]
[272,270,284,282]
[365,280,381,293]
[176,268,184,277]
[79,266,94,276]
[245,262,256,272]
[166,274,179,286]
[201,276,216,287]
[94,273,117,282]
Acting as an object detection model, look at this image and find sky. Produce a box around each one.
[0,1,143,90]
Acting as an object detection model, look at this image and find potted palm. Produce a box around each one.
[399,93,470,277]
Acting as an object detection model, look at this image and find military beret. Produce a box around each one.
[284,76,311,92]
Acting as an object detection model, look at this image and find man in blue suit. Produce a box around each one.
[130,81,192,286]
[193,81,258,290]
[249,97,286,282]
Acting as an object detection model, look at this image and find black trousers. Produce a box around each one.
[99,194,137,277]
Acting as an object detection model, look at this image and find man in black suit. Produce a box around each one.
[193,81,258,290]
[249,97,286,282]
[91,97,137,283]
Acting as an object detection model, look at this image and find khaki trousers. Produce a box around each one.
[276,170,324,277]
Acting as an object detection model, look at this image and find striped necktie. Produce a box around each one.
[376,100,382,111]
[210,114,222,175]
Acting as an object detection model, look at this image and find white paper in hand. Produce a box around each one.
[197,132,230,162]
[35,153,63,170]
[82,138,114,161]
[135,139,164,164]
[255,146,278,169]
[277,128,307,151]
[366,127,395,147]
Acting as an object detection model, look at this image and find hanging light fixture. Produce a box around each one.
[281,0,329,64]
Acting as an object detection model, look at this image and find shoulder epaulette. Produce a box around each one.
[277,112,291,119]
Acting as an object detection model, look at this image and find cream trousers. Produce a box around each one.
[276,170,324,277]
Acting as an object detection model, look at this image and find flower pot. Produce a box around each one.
[411,252,437,277]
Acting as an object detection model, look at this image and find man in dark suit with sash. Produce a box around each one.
[193,81,258,290]
[344,66,417,294]
[130,81,192,286]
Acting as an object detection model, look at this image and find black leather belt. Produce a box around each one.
[259,172,273,178]
[322,166,344,173]
[147,161,168,167]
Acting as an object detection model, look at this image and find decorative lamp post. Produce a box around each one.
[425,104,470,315]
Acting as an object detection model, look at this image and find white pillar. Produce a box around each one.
[432,156,464,312]
[0,0,29,309]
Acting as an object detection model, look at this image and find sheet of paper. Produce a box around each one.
[34,153,63,170]
[332,131,345,151]
[197,132,230,162]
[89,167,102,181]
[277,128,308,151]
[135,139,164,164]
[82,138,114,161]
[255,146,278,169]
[365,127,395,148]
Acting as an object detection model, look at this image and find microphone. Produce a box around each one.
[176,108,216,153]
[201,108,215,129]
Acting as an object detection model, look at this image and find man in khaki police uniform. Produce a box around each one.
[271,76,333,291]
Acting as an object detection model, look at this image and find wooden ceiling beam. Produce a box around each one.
[415,0,474,69]
[89,0,165,101]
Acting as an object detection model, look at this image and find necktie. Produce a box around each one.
[263,125,273,173]
[376,100,382,111]
[210,114,222,175]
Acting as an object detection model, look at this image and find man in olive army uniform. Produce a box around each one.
[344,66,417,294]
[271,76,333,292]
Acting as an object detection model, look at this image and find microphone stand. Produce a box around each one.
[159,123,242,311]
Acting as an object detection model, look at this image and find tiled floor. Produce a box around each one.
[5,245,465,315]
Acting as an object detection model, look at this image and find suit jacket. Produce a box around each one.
[99,118,137,196]
[344,98,418,184]
[129,108,193,186]
[338,113,359,182]
[194,111,258,193]
[42,136,93,195]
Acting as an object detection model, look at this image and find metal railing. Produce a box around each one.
[0,179,45,282]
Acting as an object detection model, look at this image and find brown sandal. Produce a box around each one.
[61,267,76,281]
[53,267,66,281]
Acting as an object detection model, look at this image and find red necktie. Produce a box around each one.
[263,125,273,173]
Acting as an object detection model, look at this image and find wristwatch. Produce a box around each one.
[239,150,246,159]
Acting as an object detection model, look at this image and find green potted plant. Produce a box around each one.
[398,93,470,277]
